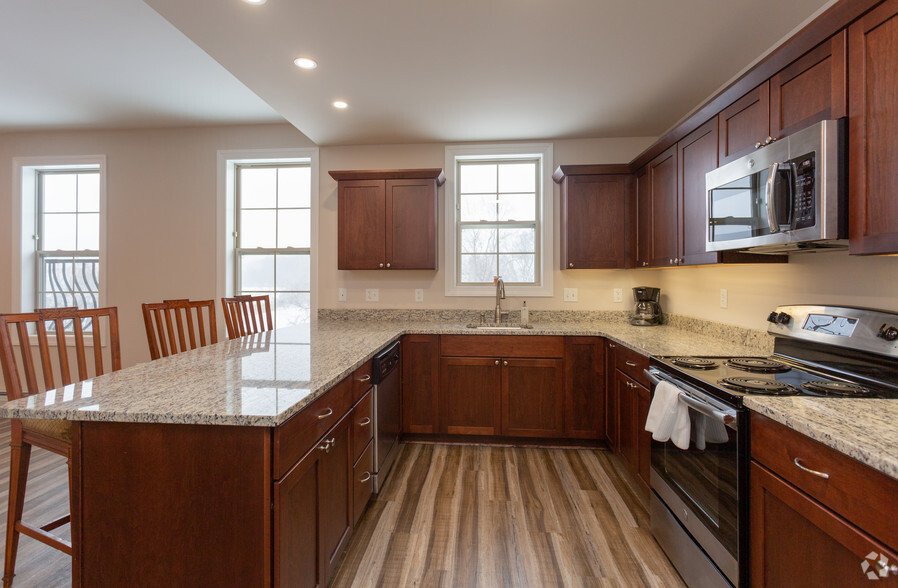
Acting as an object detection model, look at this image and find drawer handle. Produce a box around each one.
[318,408,333,420]
[625,360,637,367]
[793,458,829,479]
[357,374,371,382]
[359,417,371,426]
[359,472,372,483]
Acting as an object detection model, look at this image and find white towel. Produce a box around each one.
[670,401,691,450]
[645,381,689,445]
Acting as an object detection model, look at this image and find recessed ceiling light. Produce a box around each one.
[243,0,267,4]
[333,101,348,109]
[293,57,318,70]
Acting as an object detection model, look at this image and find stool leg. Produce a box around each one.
[3,440,31,588]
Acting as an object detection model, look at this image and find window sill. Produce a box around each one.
[445,284,554,297]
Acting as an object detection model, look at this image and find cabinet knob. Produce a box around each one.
[669,258,674,264]
[642,261,648,267]
[503,360,508,366]
[569,262,574,268]
[386,263,391,268]
[379,263,384,268]
[495,360,500,366]
[608,343,616,348]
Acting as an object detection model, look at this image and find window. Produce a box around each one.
[444,144,554,296]
[36,169,101,311]
[12,156,106,323]
[235,163,312,327]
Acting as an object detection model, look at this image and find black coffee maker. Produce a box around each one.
[630,287,662,326]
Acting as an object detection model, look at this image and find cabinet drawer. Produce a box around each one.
[351,388,374,463]
[440,335,564,358]
[352,440,374,527]
[614,345,649,385]
[351,360,373,403]
[274,377,353,479]
[751,413,898,550]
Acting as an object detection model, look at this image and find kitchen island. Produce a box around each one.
[2,316,895,586]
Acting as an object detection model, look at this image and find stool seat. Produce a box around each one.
[21,420,73,444]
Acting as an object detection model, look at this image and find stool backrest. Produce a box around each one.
[221,295,274,339]
[142,299,217,360]
[0,306,122,400]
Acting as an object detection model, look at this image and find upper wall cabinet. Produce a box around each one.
[554,165,634,269]
[635,167,652,268]
[648,146,679,267]
[718,82,771,165]
[848,0,898,255]
[331,169,445,270]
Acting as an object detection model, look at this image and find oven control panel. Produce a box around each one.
[766,305,898,357]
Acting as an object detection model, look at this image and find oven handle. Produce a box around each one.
[644,368,738,428]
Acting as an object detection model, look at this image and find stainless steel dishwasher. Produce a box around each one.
[372,340,401,493]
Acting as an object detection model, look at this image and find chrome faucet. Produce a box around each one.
[494,277,505,324]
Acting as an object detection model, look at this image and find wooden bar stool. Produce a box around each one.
[221,295,274,339]
[141,299,218,360]
[0,307,122,587]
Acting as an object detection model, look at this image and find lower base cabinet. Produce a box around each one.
[609,345,651,495]
[275,412,353,588]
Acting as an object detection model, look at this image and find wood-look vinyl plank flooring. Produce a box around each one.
[332,443,685,588]
[0,417,72,588]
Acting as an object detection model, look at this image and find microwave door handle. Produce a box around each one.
[765,162,781,233]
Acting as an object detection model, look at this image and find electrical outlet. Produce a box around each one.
[365,288,379,302]
[613,288,623,303]
[415,289,424,302]
[720,288,728,309]
[338,288,347,302]
[563,288,578,302]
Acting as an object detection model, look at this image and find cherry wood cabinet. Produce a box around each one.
[718,82,771,165]
[609,346,651,495]
[564,337,605,439]
[554,166,635,269]
[848,0,898,255]
[401,334,440,434]
[440,356,502,435]
[648,145,679,268]
[604,341,620,450]
[770,31,847,139]
[751,414,898,586]
[332,169,444,270]
[501,358,564,437]
[635,166,652,268]
[678,118,719,266]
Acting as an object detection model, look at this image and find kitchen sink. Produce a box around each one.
[465,324,533,330]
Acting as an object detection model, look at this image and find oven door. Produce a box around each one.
[646,370,747,587]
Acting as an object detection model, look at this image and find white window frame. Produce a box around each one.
[11,155,108,313]
[216,148,319,321]
[444,143,554,297]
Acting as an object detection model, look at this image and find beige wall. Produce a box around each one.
[2,123,896,371]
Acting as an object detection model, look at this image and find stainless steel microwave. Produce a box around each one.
[705,119,847,254]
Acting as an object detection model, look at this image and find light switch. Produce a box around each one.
[563,288,578,302]
[613,288,623,303]
[365,288,379,302]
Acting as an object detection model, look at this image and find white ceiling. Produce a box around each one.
[3,0,835,146]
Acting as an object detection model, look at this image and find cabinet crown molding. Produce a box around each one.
[329,168,446,186]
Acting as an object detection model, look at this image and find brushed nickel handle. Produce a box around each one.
[359,472,372,483]
[379,263,384,268]
[328,437,336,446]
[386,263,391,268]
[503,360,508,366]
[495,360,500,365]
[318,408,333,420]
[359,417,371,426]
[318,442,329,453]
[626,361,637,367]
[608,343,616,348]
[793,458,829,479]
[357,374,371,382]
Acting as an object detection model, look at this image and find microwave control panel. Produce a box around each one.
[790,153,816,230]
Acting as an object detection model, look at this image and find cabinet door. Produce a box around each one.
[321,416,353,585]
[648,145,679,268]
[561,174,634,269]
[386,178,437,269]
[501,358,564,438]
[401,334,440,434]
[338,179,386,269]
[635,381,652,493]
[605,342,619,451]
[848,0,898,255]
[440,357,501,435]
[718,81,770,165]
[751,462,898,587]
[617,371,638,475]
[678,117,719,266]
[352,440,374,527]
[275,444,324,588]
[770,31,847,139]
[564,337,604,439]
[635,167,652,268]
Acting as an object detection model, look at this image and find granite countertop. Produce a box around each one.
[743,397,898,481]
[0,316,764,428]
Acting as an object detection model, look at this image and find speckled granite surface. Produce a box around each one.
[743,397,898,480]
[0,316,768,427]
